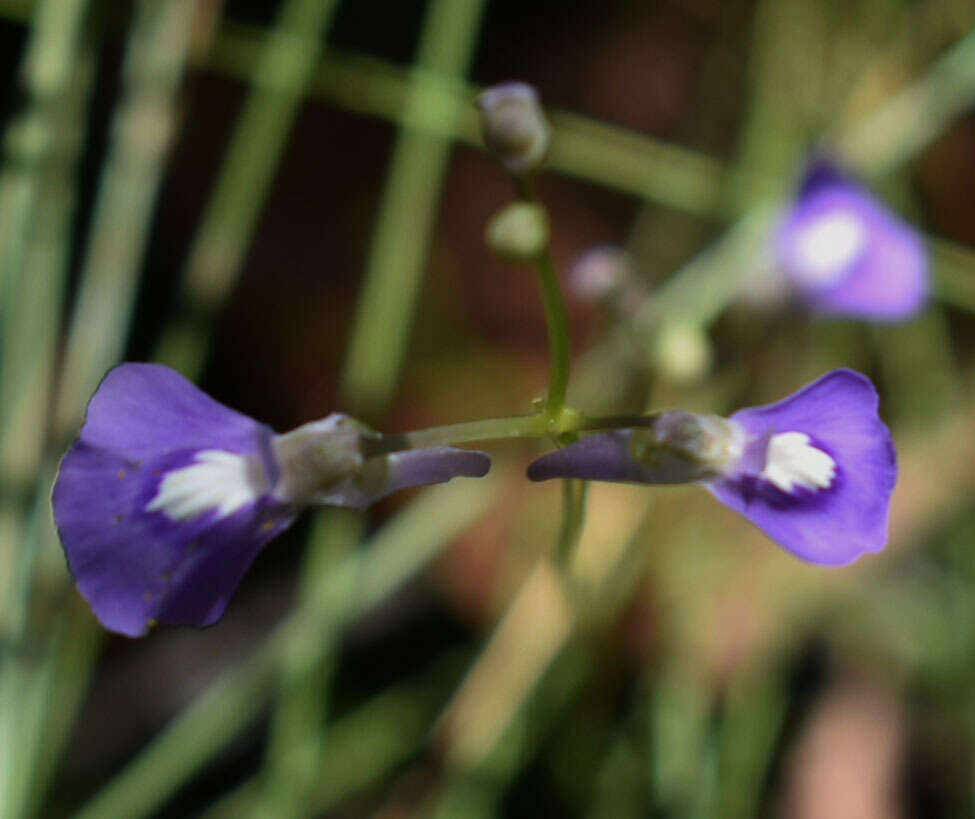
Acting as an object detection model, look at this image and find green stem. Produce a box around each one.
[557,479,588,562]
[373,410,656,453]
[511,174,572,419]
[534,248,572,419]
[402,413,549,448]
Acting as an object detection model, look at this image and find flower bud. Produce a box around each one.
[486,202,549,262]
[652,321,712,383]
[476,82,551,176]
[568,245,633,303]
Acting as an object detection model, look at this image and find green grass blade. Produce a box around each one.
[341,0,489,415]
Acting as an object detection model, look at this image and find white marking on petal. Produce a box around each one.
[760,432,836,494]
[791,210,866,286]
[146,450,269,521]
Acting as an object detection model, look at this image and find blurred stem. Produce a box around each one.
[200,652,468,819]
[557,480,588,563]
[0,0,91,630]
[155,0,341,377]
[426,643,592,819]
[0,0,90,481]
[254,509,363,819]
[55,0,196,435]
[0,3,93,819]
[341,0,488,417]
[6,5,196,817]
[834,29,975,177]
[2,6,974,224]
[733,0,823,207]
[434,506,655,778]
[716,670,789,819]
[205,26,975,316]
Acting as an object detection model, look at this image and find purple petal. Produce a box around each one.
[709,369,896,565]
[80,363,275,461]
[53,442,294,636]
[52,363,292,636]
[777,161,927,320]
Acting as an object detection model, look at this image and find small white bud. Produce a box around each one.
[477,82,551,176]
[652,321,712,383]
[486,202,549,262]
[568,245,633,303]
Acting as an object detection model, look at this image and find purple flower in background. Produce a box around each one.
[776,161,927,320]
[528,369,896,565]
[52,363,490,637]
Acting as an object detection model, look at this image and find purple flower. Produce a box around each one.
[52,363,490,637]
[527,369,896,565]
[776,161,927,320]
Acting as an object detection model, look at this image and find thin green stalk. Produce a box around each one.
[534,250,572,419]
[399,413,549,449]
[380,410,655,452]
[341,0,488,416]
[556,480,588,563]
[509,175,572,418]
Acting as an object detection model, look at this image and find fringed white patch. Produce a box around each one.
[792,210,865,285]
[760,432,835,494]
[146,450,269,521]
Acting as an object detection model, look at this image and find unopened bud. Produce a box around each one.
[486,202,549,261]
[477,82,551,176]
[652,322,712,383]
[568,245,633,303]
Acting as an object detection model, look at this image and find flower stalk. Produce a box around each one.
[533,248,573,421]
